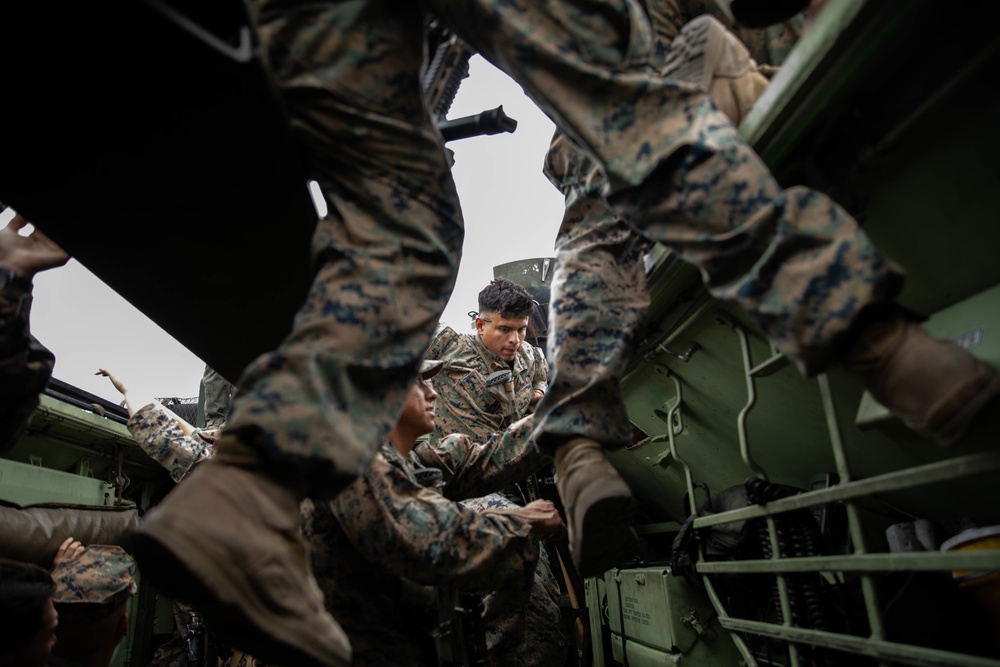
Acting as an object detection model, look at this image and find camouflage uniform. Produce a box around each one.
[0,283,54,451]
[127,403,215,483]
[126,405,215,666]
[644,1,804,70]
[226,0,900,485]
[302,423,544,667]
[425,328,565,665]
[427,324,548,441]
[48,545,137,667]
[531,1,902,450]
[460,494,567,667]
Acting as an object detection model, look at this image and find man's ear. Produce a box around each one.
[117,608,129,637]
[475,317,486,335]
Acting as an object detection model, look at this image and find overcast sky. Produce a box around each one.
[3,56,565,406]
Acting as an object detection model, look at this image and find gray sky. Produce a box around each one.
[4,56,565,406]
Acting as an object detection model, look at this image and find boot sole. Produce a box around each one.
[572,481,638,578]
[134,510,350,667]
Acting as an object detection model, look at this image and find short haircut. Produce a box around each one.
[0,559,56,659]
[478,278,534,319]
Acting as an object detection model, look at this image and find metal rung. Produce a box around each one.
[718,617,1000,667]
[697,551,1000,574]
[749,353,790,377]
[693,451,1000,529]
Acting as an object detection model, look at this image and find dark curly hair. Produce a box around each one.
[0,558,56,661]
[477,278,534,319]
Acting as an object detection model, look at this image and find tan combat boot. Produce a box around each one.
[555,438,638,577]
[659,15,771,127]
[843,310,1000,447]
[133,436,352,667]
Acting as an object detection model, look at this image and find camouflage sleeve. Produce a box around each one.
[0,286,54,452]
[413,415,546,501]
[127,404,213,483]
[531,344,548,393]
[330,452,537,590]
[426,323,460,362]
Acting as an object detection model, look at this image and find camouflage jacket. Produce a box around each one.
[126,404,214,482]
[0,284,54,451]
[411,414,544,501]
[302,431,540,667]
[426,324,547,443]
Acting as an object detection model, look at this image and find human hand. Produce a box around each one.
[522,499,566,540]
[96,368,128,396]
[528,389,544,414]
[0,214,69,279]
[52,537,84,569]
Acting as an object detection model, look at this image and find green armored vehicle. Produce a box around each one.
[2,1,999,666]
[500,2,1000,664]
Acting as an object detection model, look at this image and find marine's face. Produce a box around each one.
[400,376,438,436]
[476,312,529,361]
[18,597,58,666]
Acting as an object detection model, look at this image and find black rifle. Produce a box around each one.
[423,23,517,142]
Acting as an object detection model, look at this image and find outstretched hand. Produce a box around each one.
[0,214,70,279]
[51,536,84,569]
[96,368,128,396]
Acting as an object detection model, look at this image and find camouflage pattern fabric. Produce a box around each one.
[301,442,537,667]
[644,0,805,69]
[529,3,903,450]
[226,0,898,481]
[411,415,545,499]
[121,417,214,665]
[415,416,565,665]
[51,545,137,604]
[222,0,465,495]
[127,403,215,483]
[426,324,548,444]
[531,142,655,449]
[462,494,567,667]
[0,284,54,451]
[431,0,901,371]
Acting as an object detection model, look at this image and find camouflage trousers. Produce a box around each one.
[532,128,903,448]
[463,494,568,667]
[224,0,465,491]
[227,0,900,477]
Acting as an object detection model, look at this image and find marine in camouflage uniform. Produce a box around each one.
[532,1,832,455]
[48,545,137,667]
[427,324,547,441]
[125,403,217,667]
[213,0,894,477]
[302,411,555,667]
[427,281,565,666]
[139,0,992,661]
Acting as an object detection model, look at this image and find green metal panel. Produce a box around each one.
[0,458,114,506]
[605,567,715,653]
